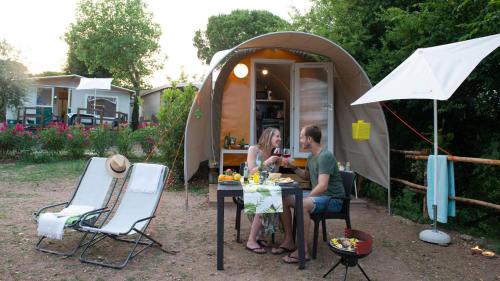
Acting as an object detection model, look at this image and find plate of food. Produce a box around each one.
[219,180,241,185]
[277,177,294,184]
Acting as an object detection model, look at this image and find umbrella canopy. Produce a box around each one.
[352,33,500,105]
[352,33,500,244]
[76,78,113,114]
[76,78,113,90]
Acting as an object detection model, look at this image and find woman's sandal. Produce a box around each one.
[282,253,311,263]
[245,245,266,254]
[271,246,296,255]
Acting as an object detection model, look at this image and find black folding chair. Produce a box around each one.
[311,171,355,259]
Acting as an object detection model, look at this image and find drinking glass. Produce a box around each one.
[272,147,282,157]
[282,148,291,159]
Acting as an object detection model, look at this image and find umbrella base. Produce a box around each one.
[419,229,451,245]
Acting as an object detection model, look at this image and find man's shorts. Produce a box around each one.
[303,191,343,214]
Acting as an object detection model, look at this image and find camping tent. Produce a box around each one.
[184,32,391,205]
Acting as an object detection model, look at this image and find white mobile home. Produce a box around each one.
[6,75,134,124]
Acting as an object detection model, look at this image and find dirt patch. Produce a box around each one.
[0,174,499,281]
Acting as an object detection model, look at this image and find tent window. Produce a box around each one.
[87,96,117,118]
[36,87,53,107]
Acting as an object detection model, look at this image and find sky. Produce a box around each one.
[0,0,312,86]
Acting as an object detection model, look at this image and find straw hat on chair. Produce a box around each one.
[105,154,130,178]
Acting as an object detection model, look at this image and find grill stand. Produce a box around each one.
[323,255,371,281]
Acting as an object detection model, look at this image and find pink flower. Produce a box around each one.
[15,123,24,132]
[0,121,7,132]
[67,133,74,140]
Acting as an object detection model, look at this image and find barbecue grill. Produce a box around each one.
[323,229,373,280]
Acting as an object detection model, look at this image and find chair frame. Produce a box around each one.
[78,165,170,269]
[33,157,120,256]
[311,171,355,259]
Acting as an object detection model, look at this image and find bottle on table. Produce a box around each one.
[345,161,351,172]
[243,162,249,184]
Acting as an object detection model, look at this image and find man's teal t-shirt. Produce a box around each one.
[307,148,345,198]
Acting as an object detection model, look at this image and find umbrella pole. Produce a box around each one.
[432,99,438,232]
[419,100,450,245]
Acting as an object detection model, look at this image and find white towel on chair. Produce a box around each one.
[37,205,94,239]
[38,213,68,240]
[128,163,163,193]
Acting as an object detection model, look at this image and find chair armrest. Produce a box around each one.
[32,202,68,221]
[78,208,109,228]
[123,215,156,235]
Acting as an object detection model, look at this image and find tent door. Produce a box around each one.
[292,62,334,158]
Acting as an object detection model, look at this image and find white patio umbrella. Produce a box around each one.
[352,33,500,244]
[76,78,113,114]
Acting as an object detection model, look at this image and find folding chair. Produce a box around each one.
[33,157,117,256]
[79,163,169,269]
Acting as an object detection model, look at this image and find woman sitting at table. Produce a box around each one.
[245,127,282,254]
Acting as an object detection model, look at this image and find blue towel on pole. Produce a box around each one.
[426,155,456,223]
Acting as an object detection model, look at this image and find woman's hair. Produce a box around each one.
[258,127,279,154]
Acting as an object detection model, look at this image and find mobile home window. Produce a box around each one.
[87,96,117,118]
[36,88,53,106]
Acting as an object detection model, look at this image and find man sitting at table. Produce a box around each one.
[272,125,344,263]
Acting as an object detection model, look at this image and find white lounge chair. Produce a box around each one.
[33,157,118,256]
[79,163,169,269]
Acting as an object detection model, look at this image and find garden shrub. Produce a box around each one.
[157,82,196,181]
[0,122,16,156]
[132,123,159,156]
[116,126,134,157]
[65,125,89,158]
[39,122,67,154]
[88,125,112,156]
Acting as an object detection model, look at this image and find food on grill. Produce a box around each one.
[470,246,483,254]
[330,237,360,252]
[482,251,495,258]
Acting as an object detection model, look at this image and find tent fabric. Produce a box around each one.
[76,78,113,90]
[352,33,500,105]
[184,31,390,189]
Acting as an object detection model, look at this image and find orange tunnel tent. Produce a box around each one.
[184,32,391,208]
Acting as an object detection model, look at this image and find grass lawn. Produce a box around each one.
[0,159,87,183]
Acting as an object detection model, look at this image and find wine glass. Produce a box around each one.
[272,147,282,157]
[282,148,291,159]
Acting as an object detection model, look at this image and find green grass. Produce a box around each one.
[0,159,87,183]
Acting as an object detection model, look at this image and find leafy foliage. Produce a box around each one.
[193,10,290,64]
[65,126,90,158]
[157,82,197,180]
[132,123,159,156]
[116,126,134,157]
[88,125,112,156]
[0,40,30,121]
[65,0,162,127]
[293,0,499,241]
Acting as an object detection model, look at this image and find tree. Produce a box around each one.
[193,10,290,64]
[293,0,500,237]
[65,0,162,130]
[0,40,30,122]
[65,43,111,78]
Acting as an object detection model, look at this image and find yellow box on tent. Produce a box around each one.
[352,120,371,141]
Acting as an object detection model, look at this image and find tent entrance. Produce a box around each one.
[292,62,334,158]
[252,60,293,147]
